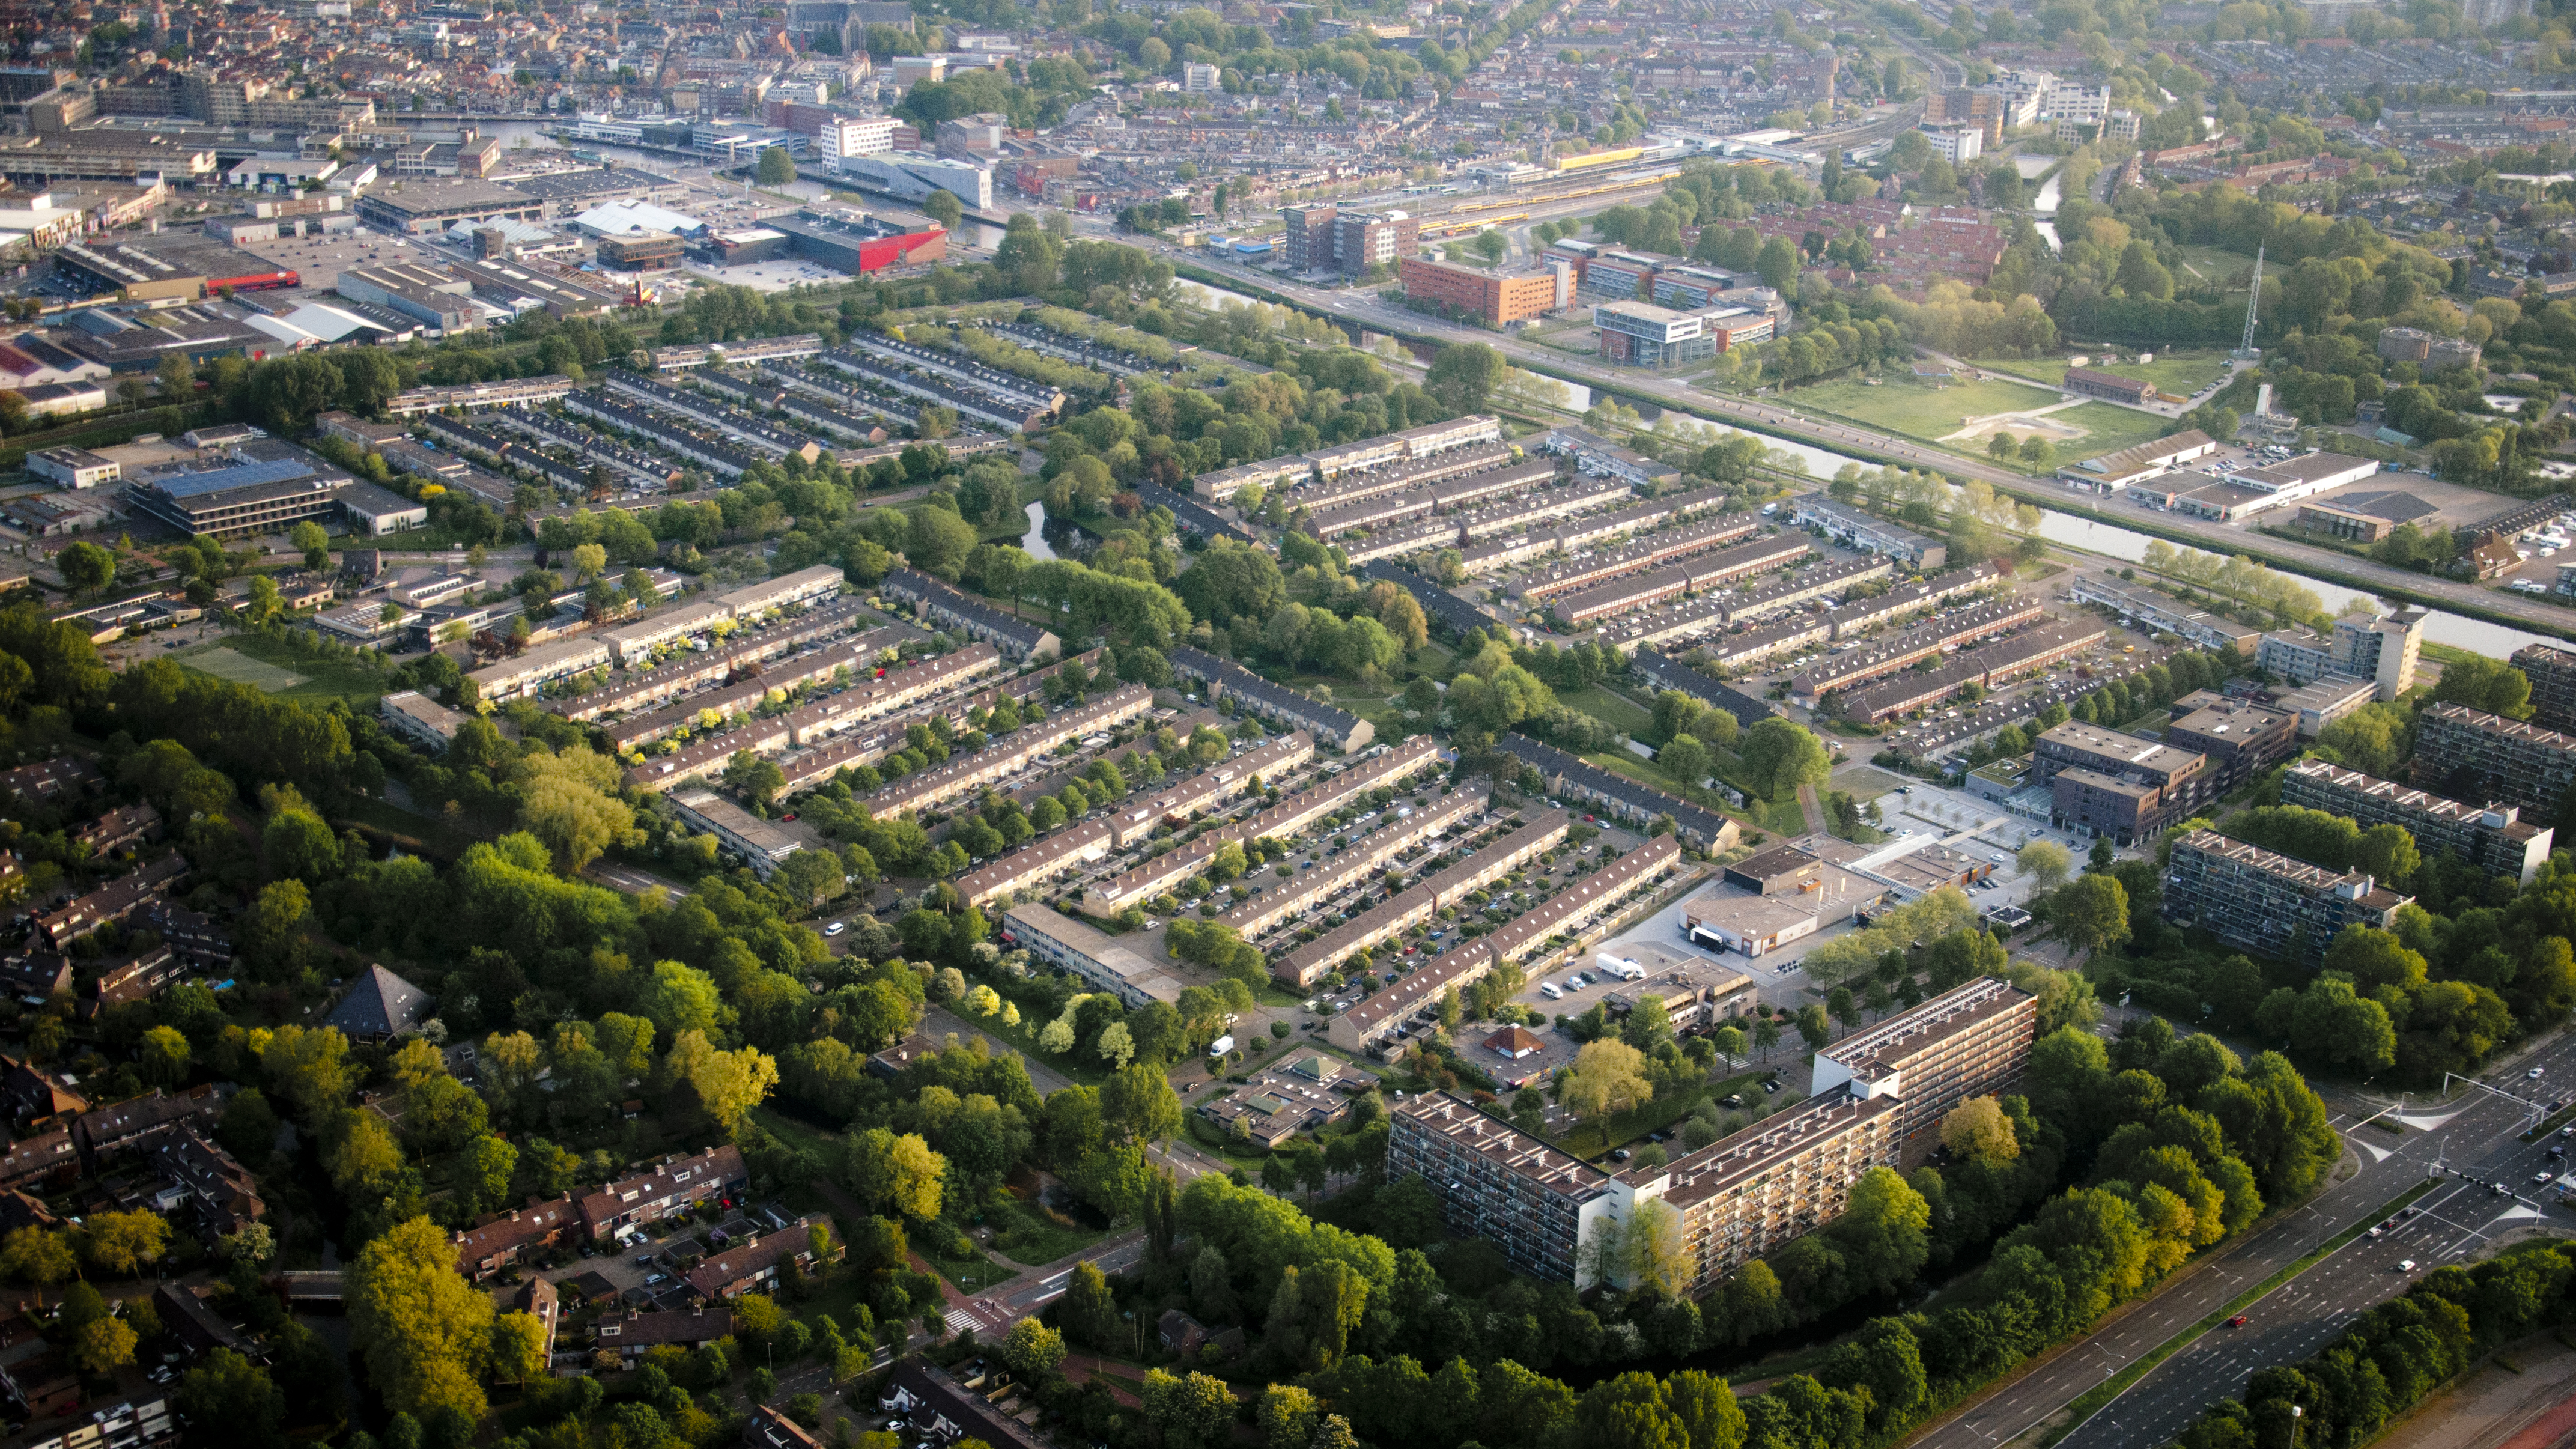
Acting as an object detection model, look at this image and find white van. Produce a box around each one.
[1540,982,1564,1000]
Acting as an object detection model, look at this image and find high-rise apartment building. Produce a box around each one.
[2279,758,2554,887]
[2414,702,2576,815]
[1329,210,1417,277]
[1390,977,2036,1294]
[2511,642,2576,734]
[1280,204,1336,273]
[1810,975,2040,1142]
[2162,830,2411,967]
[2257,611,2423,703]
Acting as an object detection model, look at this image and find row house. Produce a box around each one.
[576,1145,750,1240]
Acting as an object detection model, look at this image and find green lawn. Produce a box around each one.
[1556,684,1653,737]
[177,631,391,705]
[1788,373,2064,446]
[2172,243,2259,288]
[1973,351,2234,398]
[1552,1071,1765,1159]
[986,1196,1105,1267]
[2050,402,2174,462]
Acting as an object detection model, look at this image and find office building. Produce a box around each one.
[2280,758,2553,887]
[1388,976,2034,1293]
[1398,255,1571,324]
[1920,124,1983,163]
[2161,693,2298,791]
[2513,642,2576,734]
[1329,210,1417,276]
[2413,702,2576,815]
[2163,829,2410,967]
[2032,720,2211,843]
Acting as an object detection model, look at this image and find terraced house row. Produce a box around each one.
[1550,537,1817,627]
[619,641,1004,788]
[1220,787,1492,940]
[858,684,1156,819]
[1598,556,1896,651]
[881,567,1063,660]
[1388,976,2035,1292]
[769,649,1114,797]
[1271,809,1573,988]
[1511,514,1766,601]
[551,605,886,724]
[1332,471,1632,565]
[1081,738,1447,914]
[1168,646,1375,750]
[1328,834,1686,1053]
[955,731,1320,908]
[1788,595,2046,703]
[1301,455,1562,537]
[1457,485,1739,574]
[1191,415,1504,503]
[1838,617,2109,724]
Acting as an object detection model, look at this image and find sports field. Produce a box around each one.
[1790,374,2062,444]
[183,647,306,692]
[1974,351,2234,396]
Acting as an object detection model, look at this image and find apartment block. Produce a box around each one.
[2255,611,2424,703]
[1810,976,2037,1141]
[1391,974,2030,1294]
[1280,204,1337,272]
[2161,829,2410,967]
[2512,642,2576,734]
[2280,758,2554,887]
[2414,702,2576,815]
[1329,210,1417,276]
[1000,901,1181,1006]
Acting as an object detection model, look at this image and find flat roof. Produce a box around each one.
[1818,975,2031,1083]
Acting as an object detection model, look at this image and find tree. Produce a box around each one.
[924,189,965,231]
[2430,656,2531,720]
[1560,1039,1654,1124]
[2353,824,2420,887]
[0,1226,73,1302]
[2055,873,2132,958]
[344,1217,497,1419]
[72,1316,138,1375]
[1623,1197,1689,1296]
[1002,1317,1066,1379]
[140,1025,191,1085]
[176,1349,285,1449]
[1939,1095,2019,1162]
[490,1312,550,1384]
[1660,734,1713,791]
[2016,840,2071,892]
[290,521,330,570]
[1260,1385,1322,1449]
[1143,1370,1238,1449]
[81,1211,170,1277]
[58,542,114,596]
[1426,342,1507,415]
[756,147,797,184]
[1740,717,1832,798]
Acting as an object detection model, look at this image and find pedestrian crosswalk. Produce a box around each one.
[942,1307,982,1334]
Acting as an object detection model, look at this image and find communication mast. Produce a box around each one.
[2232,244,2265,360]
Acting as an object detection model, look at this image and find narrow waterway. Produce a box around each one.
[1018,500,1060,561]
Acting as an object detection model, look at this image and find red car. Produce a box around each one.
[2228,1316,2249,1328]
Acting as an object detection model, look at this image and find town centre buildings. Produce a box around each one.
[1388,976,2036,1293]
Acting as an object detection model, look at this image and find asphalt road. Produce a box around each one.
[1159,248,2576,642]
[1913,1033,2576,1449]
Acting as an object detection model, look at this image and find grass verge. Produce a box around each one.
[2524,1102,2576,1143]
[2038,1177,2444,1448]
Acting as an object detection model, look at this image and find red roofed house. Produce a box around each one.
[1483,1025,1545,1059]
[683,1217,837,1301]
[454,1194,579,1280]
[577,1144,749,1241]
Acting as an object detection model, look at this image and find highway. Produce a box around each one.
[1149,242,2576,643]
[1914,1033,2576,1449]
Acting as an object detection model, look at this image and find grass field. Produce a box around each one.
[178,632,391,705]
[1975,351,2234,397]
[1790,374,2064,444]
[184,646,305,691]
[2172,243,2258,287]
[2052,401,2175,461]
